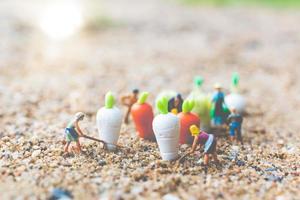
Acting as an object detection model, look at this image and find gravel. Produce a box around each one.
[0,0,300,199]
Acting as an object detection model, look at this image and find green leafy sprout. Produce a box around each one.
[194,76,204,87]
[156,97,169,114]
[182,100,195,114]
[138,92,149,104]
[232,72,240,87]
[105,91,115,109]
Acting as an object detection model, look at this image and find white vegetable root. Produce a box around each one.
[97,92,122,151]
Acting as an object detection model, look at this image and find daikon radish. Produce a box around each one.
[131,92,155,141]
[225,73,246,114]
[152,97,180,161]
[187,76,211,131]
[96,92,122,151]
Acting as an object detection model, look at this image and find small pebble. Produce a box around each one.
[32,150,41,158]
[50,188,73,200]
[163,194,180,200]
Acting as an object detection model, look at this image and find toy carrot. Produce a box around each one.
[96,92,122,151]
[178,100,200,144]
[131,92,155,140]
[152,97,180,161]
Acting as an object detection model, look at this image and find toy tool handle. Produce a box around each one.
[177,152,191,163]
[82,134,106,144]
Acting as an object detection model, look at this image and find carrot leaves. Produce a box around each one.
[105,92,115,109]
[182,100,195,113]
[156,97,168,114]
[138,92,149,104]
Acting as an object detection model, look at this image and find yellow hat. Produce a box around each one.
[189,125,200,136]
[214,83,222,89]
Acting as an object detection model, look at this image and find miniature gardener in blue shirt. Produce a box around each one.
[211,83,227,126]
[227,107,243,144]
[64,112,85,153]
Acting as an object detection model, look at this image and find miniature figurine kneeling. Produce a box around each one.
[189,125,219,166]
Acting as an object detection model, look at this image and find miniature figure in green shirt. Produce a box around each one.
[64,112,86,153]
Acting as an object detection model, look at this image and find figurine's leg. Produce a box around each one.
[124,108,130,124]
[229,125,235,142]
[75,140,82,153]
[204,154,209,165]
[64,142,71,153]
[237,126,243,145]
[212,152,219,164]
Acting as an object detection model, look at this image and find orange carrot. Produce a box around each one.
[131,92,155,141]
[178,100,200,144]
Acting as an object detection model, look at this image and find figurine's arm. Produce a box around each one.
[226,115,232,125]
[190,136,198,153]
[75,121,84,136]
[121,95,130,106]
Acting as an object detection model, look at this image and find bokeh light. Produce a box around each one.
[38,0,83,40]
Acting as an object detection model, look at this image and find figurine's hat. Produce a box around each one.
[75,112,85,120]
[214,83,222,89]
[189,125,200,136]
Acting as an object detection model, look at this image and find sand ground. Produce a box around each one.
[0,0,299,199]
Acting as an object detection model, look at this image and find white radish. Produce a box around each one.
[97,92,122,151]
[225,72,246,114]
[153,97,180,161]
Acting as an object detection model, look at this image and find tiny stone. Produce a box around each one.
[98,160,107,166]
[32,150,41,158]
[163,194,180,200]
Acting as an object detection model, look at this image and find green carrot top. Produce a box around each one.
[194,76,204,88]
[231,72,240,93]
[182,100,195,114]
[156,97,168,114]
[138,92,149,104]
[105,92,115,109]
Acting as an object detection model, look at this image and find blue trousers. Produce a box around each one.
[213,116,224,126]
[229,122,241,139]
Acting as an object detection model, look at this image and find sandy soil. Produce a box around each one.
[0,0,299,199]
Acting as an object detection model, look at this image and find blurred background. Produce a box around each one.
[1,0,300,116]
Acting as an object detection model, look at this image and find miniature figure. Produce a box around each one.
[131,92,155,140]
[189,125,219,166]
[153,97,180,161]
[178,100,200,144]
[227,107,243,144]
[168,93,183,114]
[97,92,123,151]
[211,83,229,126]
[225,72,246,114]
[187,76,211,131]
[64,112,85,153]
[64,112,107,153]
[121,89,139,124]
